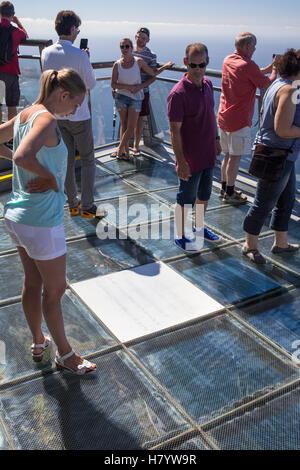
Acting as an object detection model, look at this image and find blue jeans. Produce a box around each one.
[243,160,296,235]
[115,93,142,112]
[176,167,214,207]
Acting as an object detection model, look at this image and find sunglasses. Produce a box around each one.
[188,62,207,69]
[120,44,131,49]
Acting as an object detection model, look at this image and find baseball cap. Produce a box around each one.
[137,27,150,38]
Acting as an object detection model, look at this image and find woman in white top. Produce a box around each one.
[111,38,173,159]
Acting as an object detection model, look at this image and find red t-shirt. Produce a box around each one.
[167,75,216,173]
[218,51,271,132]
[0,18,26,75]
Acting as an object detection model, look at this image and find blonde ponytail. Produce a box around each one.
[34,68,86,104]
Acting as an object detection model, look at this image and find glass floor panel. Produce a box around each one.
[0,350,188,450]
[93,174,141,201]
[0,290,115,384]
[205,205,272,240]
[62,210,98,239]
[231,288,300,354]
[98,154,157,175]
[66,233,153,283]
[168,245,298,306]
[206,385,300,449]
[101,193,172,229]
[123,163,179,191]
[1,141,300,449]
[130,314,298,424]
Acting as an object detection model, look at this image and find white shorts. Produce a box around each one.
[4,219,66,261]
[220,126,252,156]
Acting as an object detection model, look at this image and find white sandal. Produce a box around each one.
[55,349,96,375]
[31,336,52,362]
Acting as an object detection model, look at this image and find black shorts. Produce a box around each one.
[140,92,150,117]
[0,72,20,107]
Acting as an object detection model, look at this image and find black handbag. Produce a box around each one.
[248,143,291,182]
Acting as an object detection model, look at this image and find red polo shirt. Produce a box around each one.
[0,18,26,75]
[167,75,216,173]
[218,51,271,132]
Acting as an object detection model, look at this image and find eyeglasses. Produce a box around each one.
[188,62,207,69]
[120,44,131,49]
[76,28,80,34]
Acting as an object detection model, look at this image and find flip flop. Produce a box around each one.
[133,150,141,156]
[111,151,118,158]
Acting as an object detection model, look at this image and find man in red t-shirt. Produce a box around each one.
[217,32,276,204]
[0,1,27,123]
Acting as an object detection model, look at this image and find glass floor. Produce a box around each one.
[0,144,300,450]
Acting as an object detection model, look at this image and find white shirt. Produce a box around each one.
[41,39,96,122]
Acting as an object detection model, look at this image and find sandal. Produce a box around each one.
[242,248,266,264]
[31,336,52,362]
[271,244,299,254]
[69,202,81,216]
[223,190,247,204]
[55,349,96,375]
[132,150,141,156]
[111,151,118,158]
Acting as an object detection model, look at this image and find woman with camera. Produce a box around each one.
[243,49,300,264]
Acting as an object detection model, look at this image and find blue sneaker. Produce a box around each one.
[174,235,200,253]
[203,227,219,242]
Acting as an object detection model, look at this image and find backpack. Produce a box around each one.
[0,25,15,66]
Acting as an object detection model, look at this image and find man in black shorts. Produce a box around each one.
[132,27,157,156]
[0,2,27,123]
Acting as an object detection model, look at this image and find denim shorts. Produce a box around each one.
[176,167,214,206]
[115,93,142,112]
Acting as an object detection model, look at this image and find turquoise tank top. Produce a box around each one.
[255,77,300,162]
[4,109,68,227]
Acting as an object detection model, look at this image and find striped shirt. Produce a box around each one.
[133,46,157,93]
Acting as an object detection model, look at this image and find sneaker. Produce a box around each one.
[81,204,107,219]
[174,235,200,253]
[204,227,219,242]
[69,201,81,216]
[223,190,247,204]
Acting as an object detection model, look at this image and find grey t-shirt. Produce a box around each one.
[133,46,157,93]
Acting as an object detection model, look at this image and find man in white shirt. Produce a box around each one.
[42,10,100,218]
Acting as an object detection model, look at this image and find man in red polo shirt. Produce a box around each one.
[0,1,27,123]
[218,32,276,204]
[168,43,222,252]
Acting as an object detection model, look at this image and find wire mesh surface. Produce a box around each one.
[0,147,300,450]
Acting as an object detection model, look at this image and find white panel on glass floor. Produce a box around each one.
[71,262,223,342]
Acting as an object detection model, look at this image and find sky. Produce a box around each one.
[11,0,300,39]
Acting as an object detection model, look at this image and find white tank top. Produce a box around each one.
[117,57,144,101]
